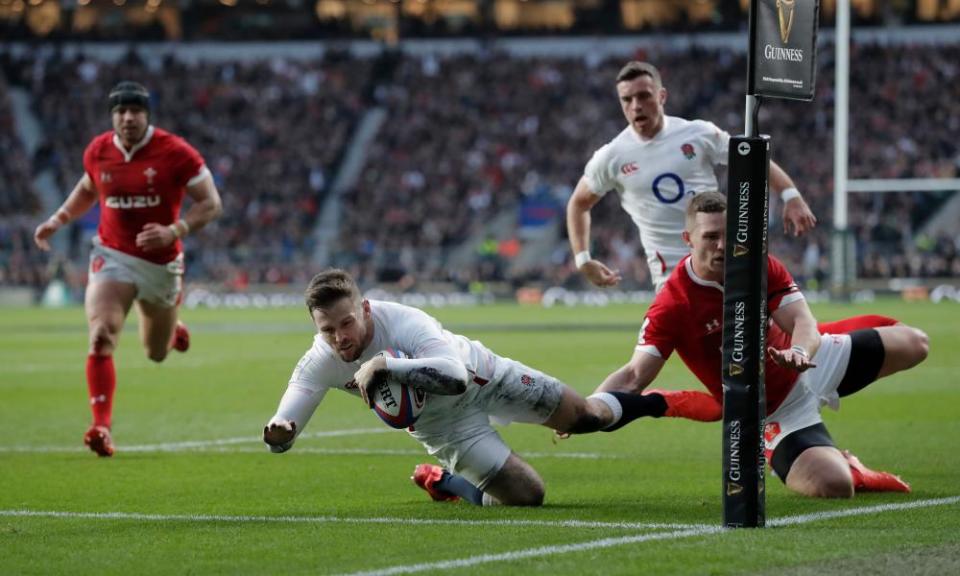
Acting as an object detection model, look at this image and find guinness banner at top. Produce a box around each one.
[750,0,820,100]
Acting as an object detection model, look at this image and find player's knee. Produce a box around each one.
[493,473,545,506]
[812,473,855,499]
[146,346,169,363]
[89,323,118,355]
[512,480,545,507]
[907,328,929,366]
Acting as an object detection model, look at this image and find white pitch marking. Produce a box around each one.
[192,447,614,460]
[0,429,613,460]
[333,496,960,576]
[766,495,960,527]
[0,428,392,453]
[0,509,705,532]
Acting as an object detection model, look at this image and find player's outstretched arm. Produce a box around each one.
[770,299,820,372]
[769,161,816,237]
[566,178,622,287]
[34,174,98,251]
[263,420,297,453]
[263,374,326,453]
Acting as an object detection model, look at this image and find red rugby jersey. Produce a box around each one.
[83,126,206,264]
[636,255,805,414]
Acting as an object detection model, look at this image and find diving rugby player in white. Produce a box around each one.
[262,269,656,506]
[567,61,817,291]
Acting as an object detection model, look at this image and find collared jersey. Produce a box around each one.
[274,300,498,428]
[636,255,805,414]
[583,116,730,271]
[83,126,208,264]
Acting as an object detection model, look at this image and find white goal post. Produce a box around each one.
[831,2,959,295]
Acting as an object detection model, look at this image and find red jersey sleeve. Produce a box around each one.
[767,256,803,312]
[82,137,100,182]
[635,296,678,359]
[169,136,207,189]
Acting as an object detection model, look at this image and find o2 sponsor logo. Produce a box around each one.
[651,172,686,204]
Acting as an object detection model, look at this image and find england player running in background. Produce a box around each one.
[579,192,928,498]
[262,269,657,506]
[33,81,223,457]
[567,61,817,290]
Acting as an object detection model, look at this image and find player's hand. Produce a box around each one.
[33,218,63,251]
[767,346,817,372]
[580,260,622,287]
[782,197,817,237]
[263,419,297,446]
[353,353,389,408]
[136,222,178,251]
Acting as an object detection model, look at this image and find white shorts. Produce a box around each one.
[647,250,685,292]
[89,237,184,308]
[407,358,564,489]
[763,333,853,455]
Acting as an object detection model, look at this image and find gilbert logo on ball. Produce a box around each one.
[370,348,425,429]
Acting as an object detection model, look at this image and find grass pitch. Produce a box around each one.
[1,300,958,575]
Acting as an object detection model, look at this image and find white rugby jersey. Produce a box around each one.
[269,300,496,435]
[584,116,730,275]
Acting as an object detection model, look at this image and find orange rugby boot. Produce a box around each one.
[412,464,459,502]
[843,450,911,493]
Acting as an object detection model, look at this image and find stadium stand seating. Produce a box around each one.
[1,41,957,295]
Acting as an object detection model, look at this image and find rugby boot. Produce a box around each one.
[412,464,460,502]
[172,321,190,353]
[843,450,911,493]
[83,425,115,458]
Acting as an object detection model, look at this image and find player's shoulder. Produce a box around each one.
[675,117,724,137]
[150,127,197,153]
[85,131,115,155]
[371,299,434,326]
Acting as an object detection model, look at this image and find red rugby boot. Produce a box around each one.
[172,321,190,353]
[83,425,115,458]
[843,450,911,493]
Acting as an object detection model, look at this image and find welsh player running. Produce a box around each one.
[33,81,223,457]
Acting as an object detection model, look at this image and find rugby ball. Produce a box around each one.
[370,348,426,429]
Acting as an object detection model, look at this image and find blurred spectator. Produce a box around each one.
[2,41,959,294]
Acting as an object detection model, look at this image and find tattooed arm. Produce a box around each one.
[354,352,467,406]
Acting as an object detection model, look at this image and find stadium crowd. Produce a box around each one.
[1,41,958,296]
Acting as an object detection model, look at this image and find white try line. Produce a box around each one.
[190,447,614,460]
[0,429,613,460]
[333,496,960,576]
[0,509,705,532]
[0,428,392,454]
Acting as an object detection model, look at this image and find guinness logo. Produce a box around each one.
[777,0,796,44]
[726,482,743,496]
[729,363,744,376]
[734,244,749,257]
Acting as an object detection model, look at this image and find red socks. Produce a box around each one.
[818,314,898,334]
[86,354,116,429]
